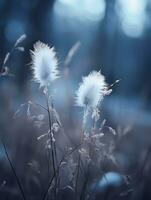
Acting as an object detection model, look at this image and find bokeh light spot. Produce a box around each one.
[116,0,147,38]
[54,0,106,22]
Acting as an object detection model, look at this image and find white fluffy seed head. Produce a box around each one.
[75,71,111,108]
[30,41,59,87]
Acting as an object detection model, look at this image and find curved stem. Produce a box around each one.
[42,144,80,200]
[0,137,26,200]
[34,103,48,112]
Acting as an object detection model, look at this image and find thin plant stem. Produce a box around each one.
[50,97,59,198]
[75,106,88,199]
[46,130,52,199]
[45,145,50,200]
[42,144,80,200]
[75,153,81,198]
[60,128,85,175]
[75,128,85,199]
[45,91,57,199]
[33,99,51,192]
[80,178,88,200]
[46,93,56,175]
[80,159,93,200]
[0,137,26,200]
[34,103,48,112]
[50,96,58,168]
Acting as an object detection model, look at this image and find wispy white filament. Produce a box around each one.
[76,71,111,108]
[30,41,59,87]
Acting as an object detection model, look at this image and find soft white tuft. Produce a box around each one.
[30,41,59,87]
[76,71,111,107]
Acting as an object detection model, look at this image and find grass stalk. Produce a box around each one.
[0,136,26,200]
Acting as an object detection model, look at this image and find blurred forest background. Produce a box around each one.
[0,0,151,199]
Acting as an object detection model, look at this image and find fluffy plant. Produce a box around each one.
[75,70,112,131]
[30,41,59,87]
[4,40,131,200]
[28,41,121,200]
[75,70,111,108]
